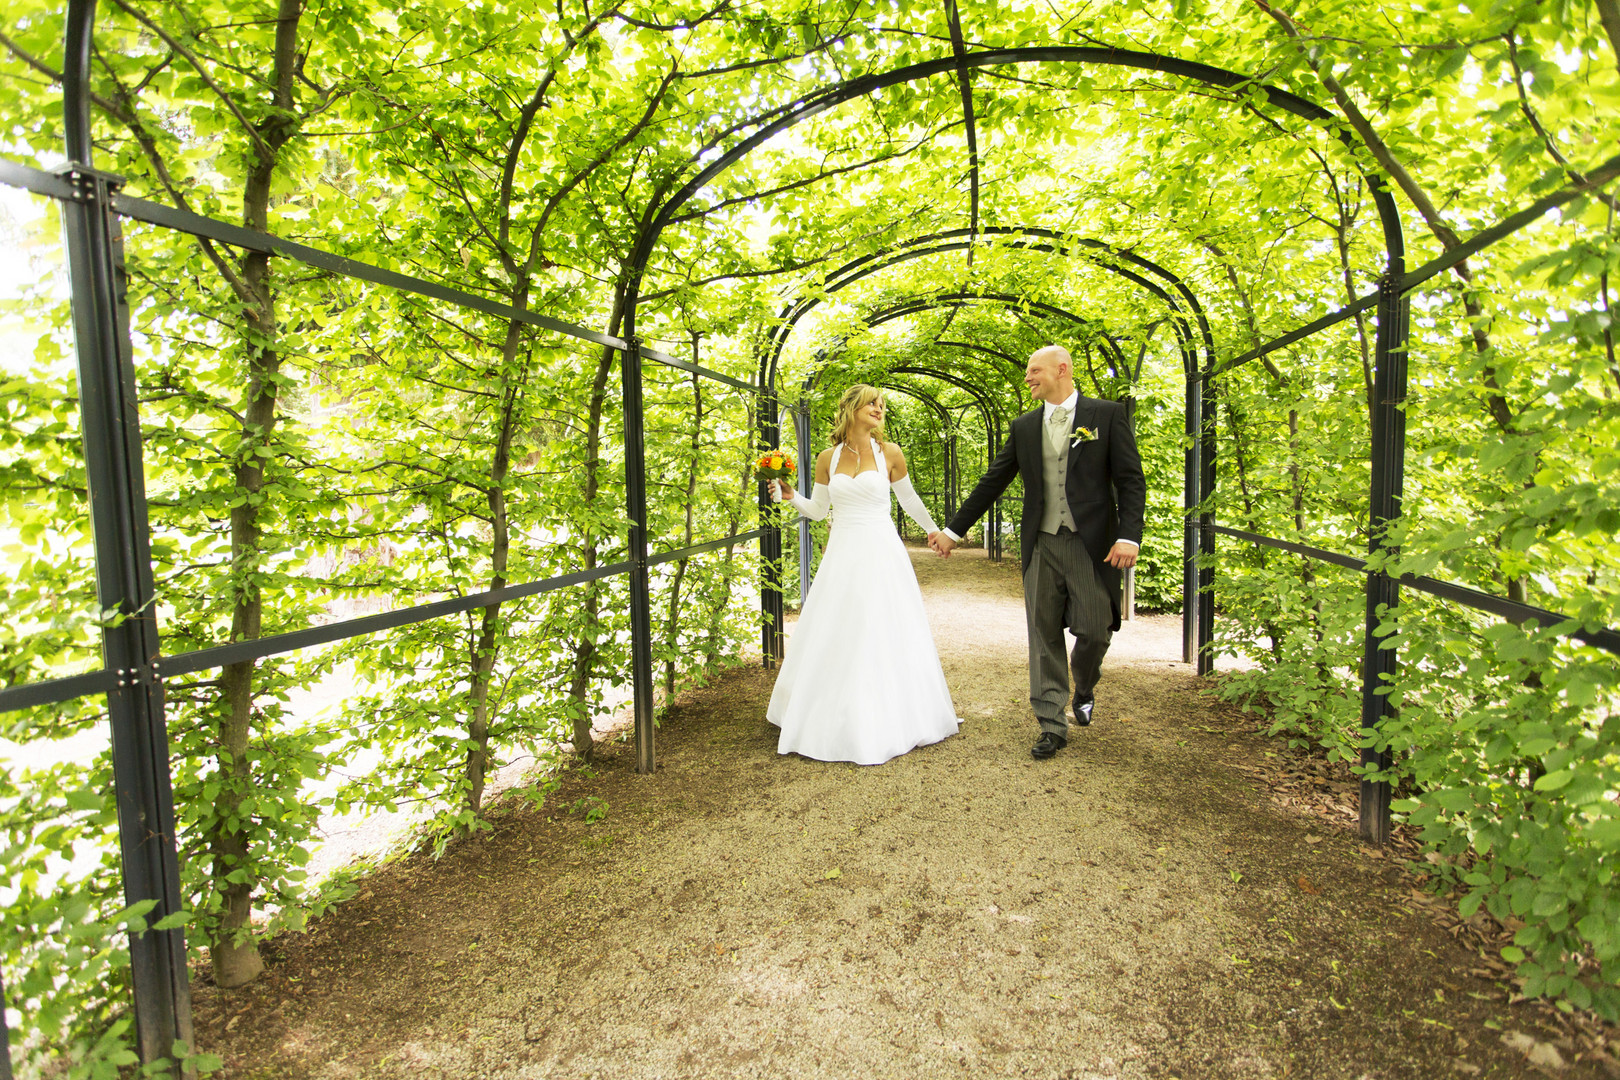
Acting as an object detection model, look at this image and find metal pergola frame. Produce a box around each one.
[0,0,760,1063]
[755,225,1218,665]
[778,281,1169,631]
[2,12,1618,1072]
[624,45,1620,847]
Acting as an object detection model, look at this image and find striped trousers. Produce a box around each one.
[1024,528,1113,737]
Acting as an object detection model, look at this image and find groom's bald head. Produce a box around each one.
[1031,345,1071,370]
[1025,345,1075,405]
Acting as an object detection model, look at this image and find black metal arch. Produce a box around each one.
[889,364,1009,561]
[892,366,1009,428]
[860,291,1130,388]
[625,46,1405,285]
[622,44,1408,852]
[750,221,1222,667]
[752,227,1220,667]
[761,226,1214,395]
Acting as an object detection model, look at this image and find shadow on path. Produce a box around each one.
[192,546,1610,1079]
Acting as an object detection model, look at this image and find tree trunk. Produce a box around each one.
[209,0,304,989]
[565,289,627,761]
[701,399,755,670]
[463,352,523,819]
[664,365,704,697]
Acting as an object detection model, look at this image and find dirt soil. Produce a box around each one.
[190,545,1620,1079]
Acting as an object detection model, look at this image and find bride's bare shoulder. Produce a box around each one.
[813,446,836,482]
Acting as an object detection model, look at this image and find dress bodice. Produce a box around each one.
[827,440,891,528]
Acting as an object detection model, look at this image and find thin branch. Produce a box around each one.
[106,0,276,164]
[1505,31,1618,212]
[666,136,932,226]
[0,30,131,121]
[90,43,253,301]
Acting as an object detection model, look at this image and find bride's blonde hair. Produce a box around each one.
[830,384,887,449]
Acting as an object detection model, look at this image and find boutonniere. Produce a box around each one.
[1069,426,1098,447]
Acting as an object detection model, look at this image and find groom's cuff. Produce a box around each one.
[1115,539,1140,550]
[943,528,962,542]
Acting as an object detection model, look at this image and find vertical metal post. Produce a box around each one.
[757,390,784,667]
[1197,374,1218,675]
[1121,391,1140,625]
[621,336,657,774]
[1359,272,1409,843]
[990,418,1002,561]
[60,163,194,1065]
[1183,371,1202,666]
[61,5,190,1061]
[1,968,12,1080]
[794,404,813,598]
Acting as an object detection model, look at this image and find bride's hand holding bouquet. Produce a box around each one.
[757,450,797,502]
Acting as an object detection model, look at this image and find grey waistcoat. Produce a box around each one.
[1039,417,1076,534]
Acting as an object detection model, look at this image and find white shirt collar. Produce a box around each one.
[1042,390,1079,423]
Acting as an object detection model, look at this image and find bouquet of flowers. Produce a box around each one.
[756,450,796,483]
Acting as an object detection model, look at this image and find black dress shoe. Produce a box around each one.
[1074,698,1094,727]
[1031,732,1067,759]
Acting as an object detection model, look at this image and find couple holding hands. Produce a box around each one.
[766,344,1147,765]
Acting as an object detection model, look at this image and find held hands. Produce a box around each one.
[1105,541,1138,570]
[927,532,956,558]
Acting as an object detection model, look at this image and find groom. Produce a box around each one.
[929,345,1146,760]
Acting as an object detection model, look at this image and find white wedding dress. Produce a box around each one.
[767,441,960,764]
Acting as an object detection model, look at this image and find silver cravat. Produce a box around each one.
[1047,405,1070,452]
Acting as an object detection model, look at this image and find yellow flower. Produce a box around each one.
[769,454,783,469]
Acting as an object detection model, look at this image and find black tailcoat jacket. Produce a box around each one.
[946,395,1147,631]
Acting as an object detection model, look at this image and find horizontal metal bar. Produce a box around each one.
[0,157,76,200]
[110,192,630,350]
[1205,153,1620,383]
[1208,525,1620,655]
[640,346,755,392]
[1397,152,1620,297]
[2,535,771,712]
[1207,524,1371,572]
[111,194,759,392]
[0,667,118,715]
[1206,291,1380,381]
[1396,574,1620,654]
[160,560,634,677]
[648,529,765,568]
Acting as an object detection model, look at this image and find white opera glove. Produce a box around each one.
[891,475,939,535]
[788,482,831,521]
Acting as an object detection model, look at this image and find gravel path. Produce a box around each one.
[191,545,1615,1079]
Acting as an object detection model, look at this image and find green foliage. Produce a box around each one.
[1,0,1618,1060]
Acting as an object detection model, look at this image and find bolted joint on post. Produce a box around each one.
[56,162,127,202]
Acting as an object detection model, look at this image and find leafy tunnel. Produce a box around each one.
[0,0,1616,1068]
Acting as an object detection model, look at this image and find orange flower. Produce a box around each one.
[755,449,796,482]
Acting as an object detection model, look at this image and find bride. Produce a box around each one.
[766,384,960,764]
